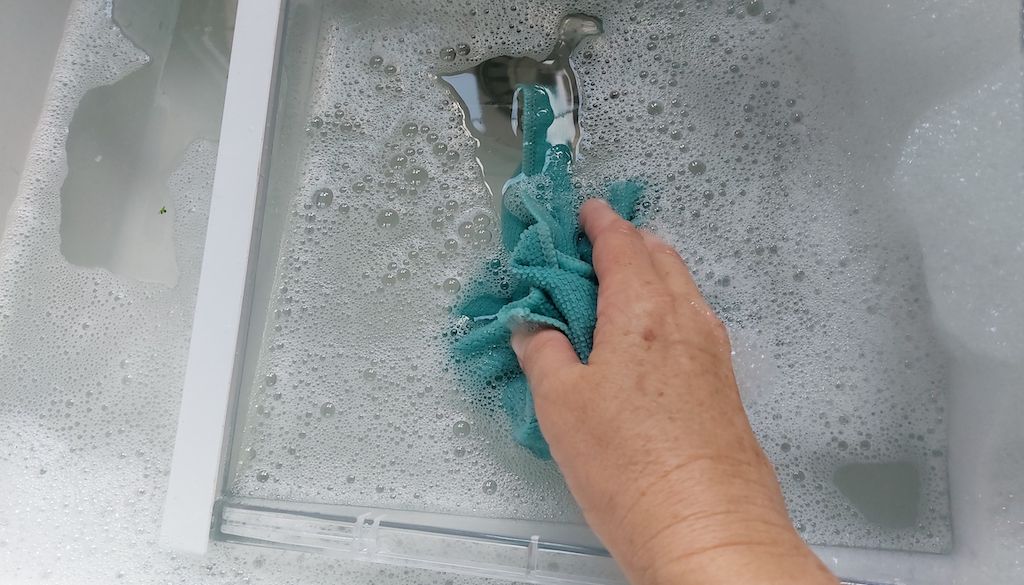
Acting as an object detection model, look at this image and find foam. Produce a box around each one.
[0,1,443,583]
[218,0,1019,555]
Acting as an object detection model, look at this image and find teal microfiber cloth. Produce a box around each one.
[451,84,644,460]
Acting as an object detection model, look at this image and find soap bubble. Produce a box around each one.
[313,188,334,208]
[405,166,430,186]
[473,228,493,245]
[377,209,400,227]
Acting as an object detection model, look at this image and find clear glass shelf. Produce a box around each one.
[163,1,1024,583]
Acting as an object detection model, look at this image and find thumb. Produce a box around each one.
[510,327,582,390]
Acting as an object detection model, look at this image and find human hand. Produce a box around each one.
[511,199,837,585]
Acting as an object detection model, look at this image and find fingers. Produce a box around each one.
[580,199,660,295]
[580,198,705,307]
[639,230,706,304]
[511,327,581,389]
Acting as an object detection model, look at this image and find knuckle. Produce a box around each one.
[613,284,672,318]
[603,287,675,338]
[635,288,674,313]
[706,315,732,348]
[601,222,642,245]
[649,286,676,305]
[663,246,686,264]
[647,236,677,256]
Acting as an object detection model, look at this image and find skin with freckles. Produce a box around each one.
[510,198,838,585]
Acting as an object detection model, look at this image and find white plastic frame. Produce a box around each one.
[160,0,284,554]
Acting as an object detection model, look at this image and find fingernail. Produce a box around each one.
[510,324,539,357]
[510,330,528,357]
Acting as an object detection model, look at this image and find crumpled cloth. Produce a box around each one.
[451,85,643,460]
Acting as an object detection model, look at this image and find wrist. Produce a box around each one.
[603,455,835,585]
[636,520,831,585]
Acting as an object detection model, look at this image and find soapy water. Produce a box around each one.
[221,0,1021,555]
[0,0,1021,581]
[0,2,504,583]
